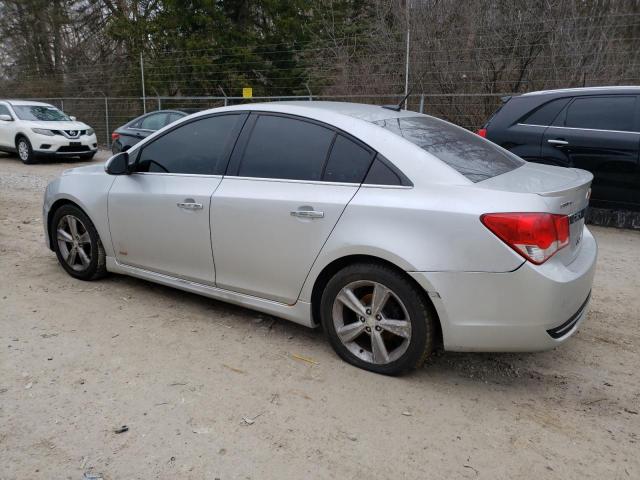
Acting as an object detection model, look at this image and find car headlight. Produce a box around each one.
[86,128,95,136]
[32,128,55,136]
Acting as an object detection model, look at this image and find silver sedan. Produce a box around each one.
[43,102,597,375]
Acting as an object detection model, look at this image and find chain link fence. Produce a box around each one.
[31,93,505,148]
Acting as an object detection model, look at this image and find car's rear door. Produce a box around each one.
[541,95,640,209]
[211,113,374,304]
[107,113,247,284]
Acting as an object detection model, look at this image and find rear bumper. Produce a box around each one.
[410,226,597,352]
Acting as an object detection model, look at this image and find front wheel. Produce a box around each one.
[16,136,35,164]
[320,263,435,375]
[51,204,107,281]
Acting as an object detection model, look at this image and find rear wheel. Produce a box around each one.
[16,136,35,164]
[52,204,107,281]
[320,263,435,375]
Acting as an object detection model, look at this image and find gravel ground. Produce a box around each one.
[1,150,639,480]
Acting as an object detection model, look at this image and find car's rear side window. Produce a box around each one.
[521,98,570,126]
[166,113,185,125]
[363,157,403,185]
[564,96,636,132]
[135,114,243,174]
[0,104,11,117]
[238,115,334,181]
[323,134,374,183]
[373,116,524,182]
[140,113,167,131]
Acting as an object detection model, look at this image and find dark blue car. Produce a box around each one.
[111,110,187,153]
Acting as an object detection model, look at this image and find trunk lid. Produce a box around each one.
[478,163,593,265]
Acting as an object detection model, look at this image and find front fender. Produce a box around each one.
[44,171,117,257]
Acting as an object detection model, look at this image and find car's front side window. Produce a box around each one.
[237,114,335,181]
[0,104,12,118]
[135,114,244,175]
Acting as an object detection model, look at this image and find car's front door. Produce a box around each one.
[211,113,375,304]
[541,95,640,210]
[107,113,247,284]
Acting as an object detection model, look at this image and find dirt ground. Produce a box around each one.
[1,150,639,480]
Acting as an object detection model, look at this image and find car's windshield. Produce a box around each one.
[13,105,71,122]
[373,116,524,182]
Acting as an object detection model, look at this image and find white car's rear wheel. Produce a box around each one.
[321,263,435,375]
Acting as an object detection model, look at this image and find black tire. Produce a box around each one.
[16,136,35,164]
[320,262,435,376]
[51,204,107,281]
[80,152,96,161]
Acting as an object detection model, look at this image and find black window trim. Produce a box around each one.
[132,111,249,176]
[225,111,412,186]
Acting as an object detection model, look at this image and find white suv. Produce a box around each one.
[0,100,98,164]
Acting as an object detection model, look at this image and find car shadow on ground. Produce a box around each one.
[85,265,553,389]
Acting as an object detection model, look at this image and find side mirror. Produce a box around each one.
[0,114,12,122]
[105,152,130,175]
[70,116,77,121]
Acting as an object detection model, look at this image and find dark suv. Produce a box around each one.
[479,87,640,212]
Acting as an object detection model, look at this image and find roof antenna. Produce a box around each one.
[382,67,427,112]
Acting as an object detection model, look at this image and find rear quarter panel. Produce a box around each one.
[298,183,547,302]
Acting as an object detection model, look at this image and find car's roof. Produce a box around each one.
[0,99,55,107]
[259,101,418,122]
[138,109,187,116]
[521,86,640,97]
[136,101,470,186]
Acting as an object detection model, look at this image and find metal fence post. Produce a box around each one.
[419,94,425,113]
[105,96,110,148]
[140,53,147,114]
[60,99,64,112]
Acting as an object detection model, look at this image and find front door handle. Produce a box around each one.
[548,139,569,146]
[290,209,324,219]
[177,199,203,210]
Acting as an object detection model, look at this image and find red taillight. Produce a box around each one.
[481,213,570,265]
[111,132,120,141]
[476,128,487,138]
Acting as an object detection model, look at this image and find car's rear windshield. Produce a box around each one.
[13,105,70,122]
[373,116,524,182]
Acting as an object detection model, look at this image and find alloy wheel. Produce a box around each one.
[332,280,412,365]
[56,215,92,271]
[18,140,29,161]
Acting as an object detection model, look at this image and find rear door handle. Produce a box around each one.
[177,199,203,210]
[290,209,324,219]
[548,139,569,146]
